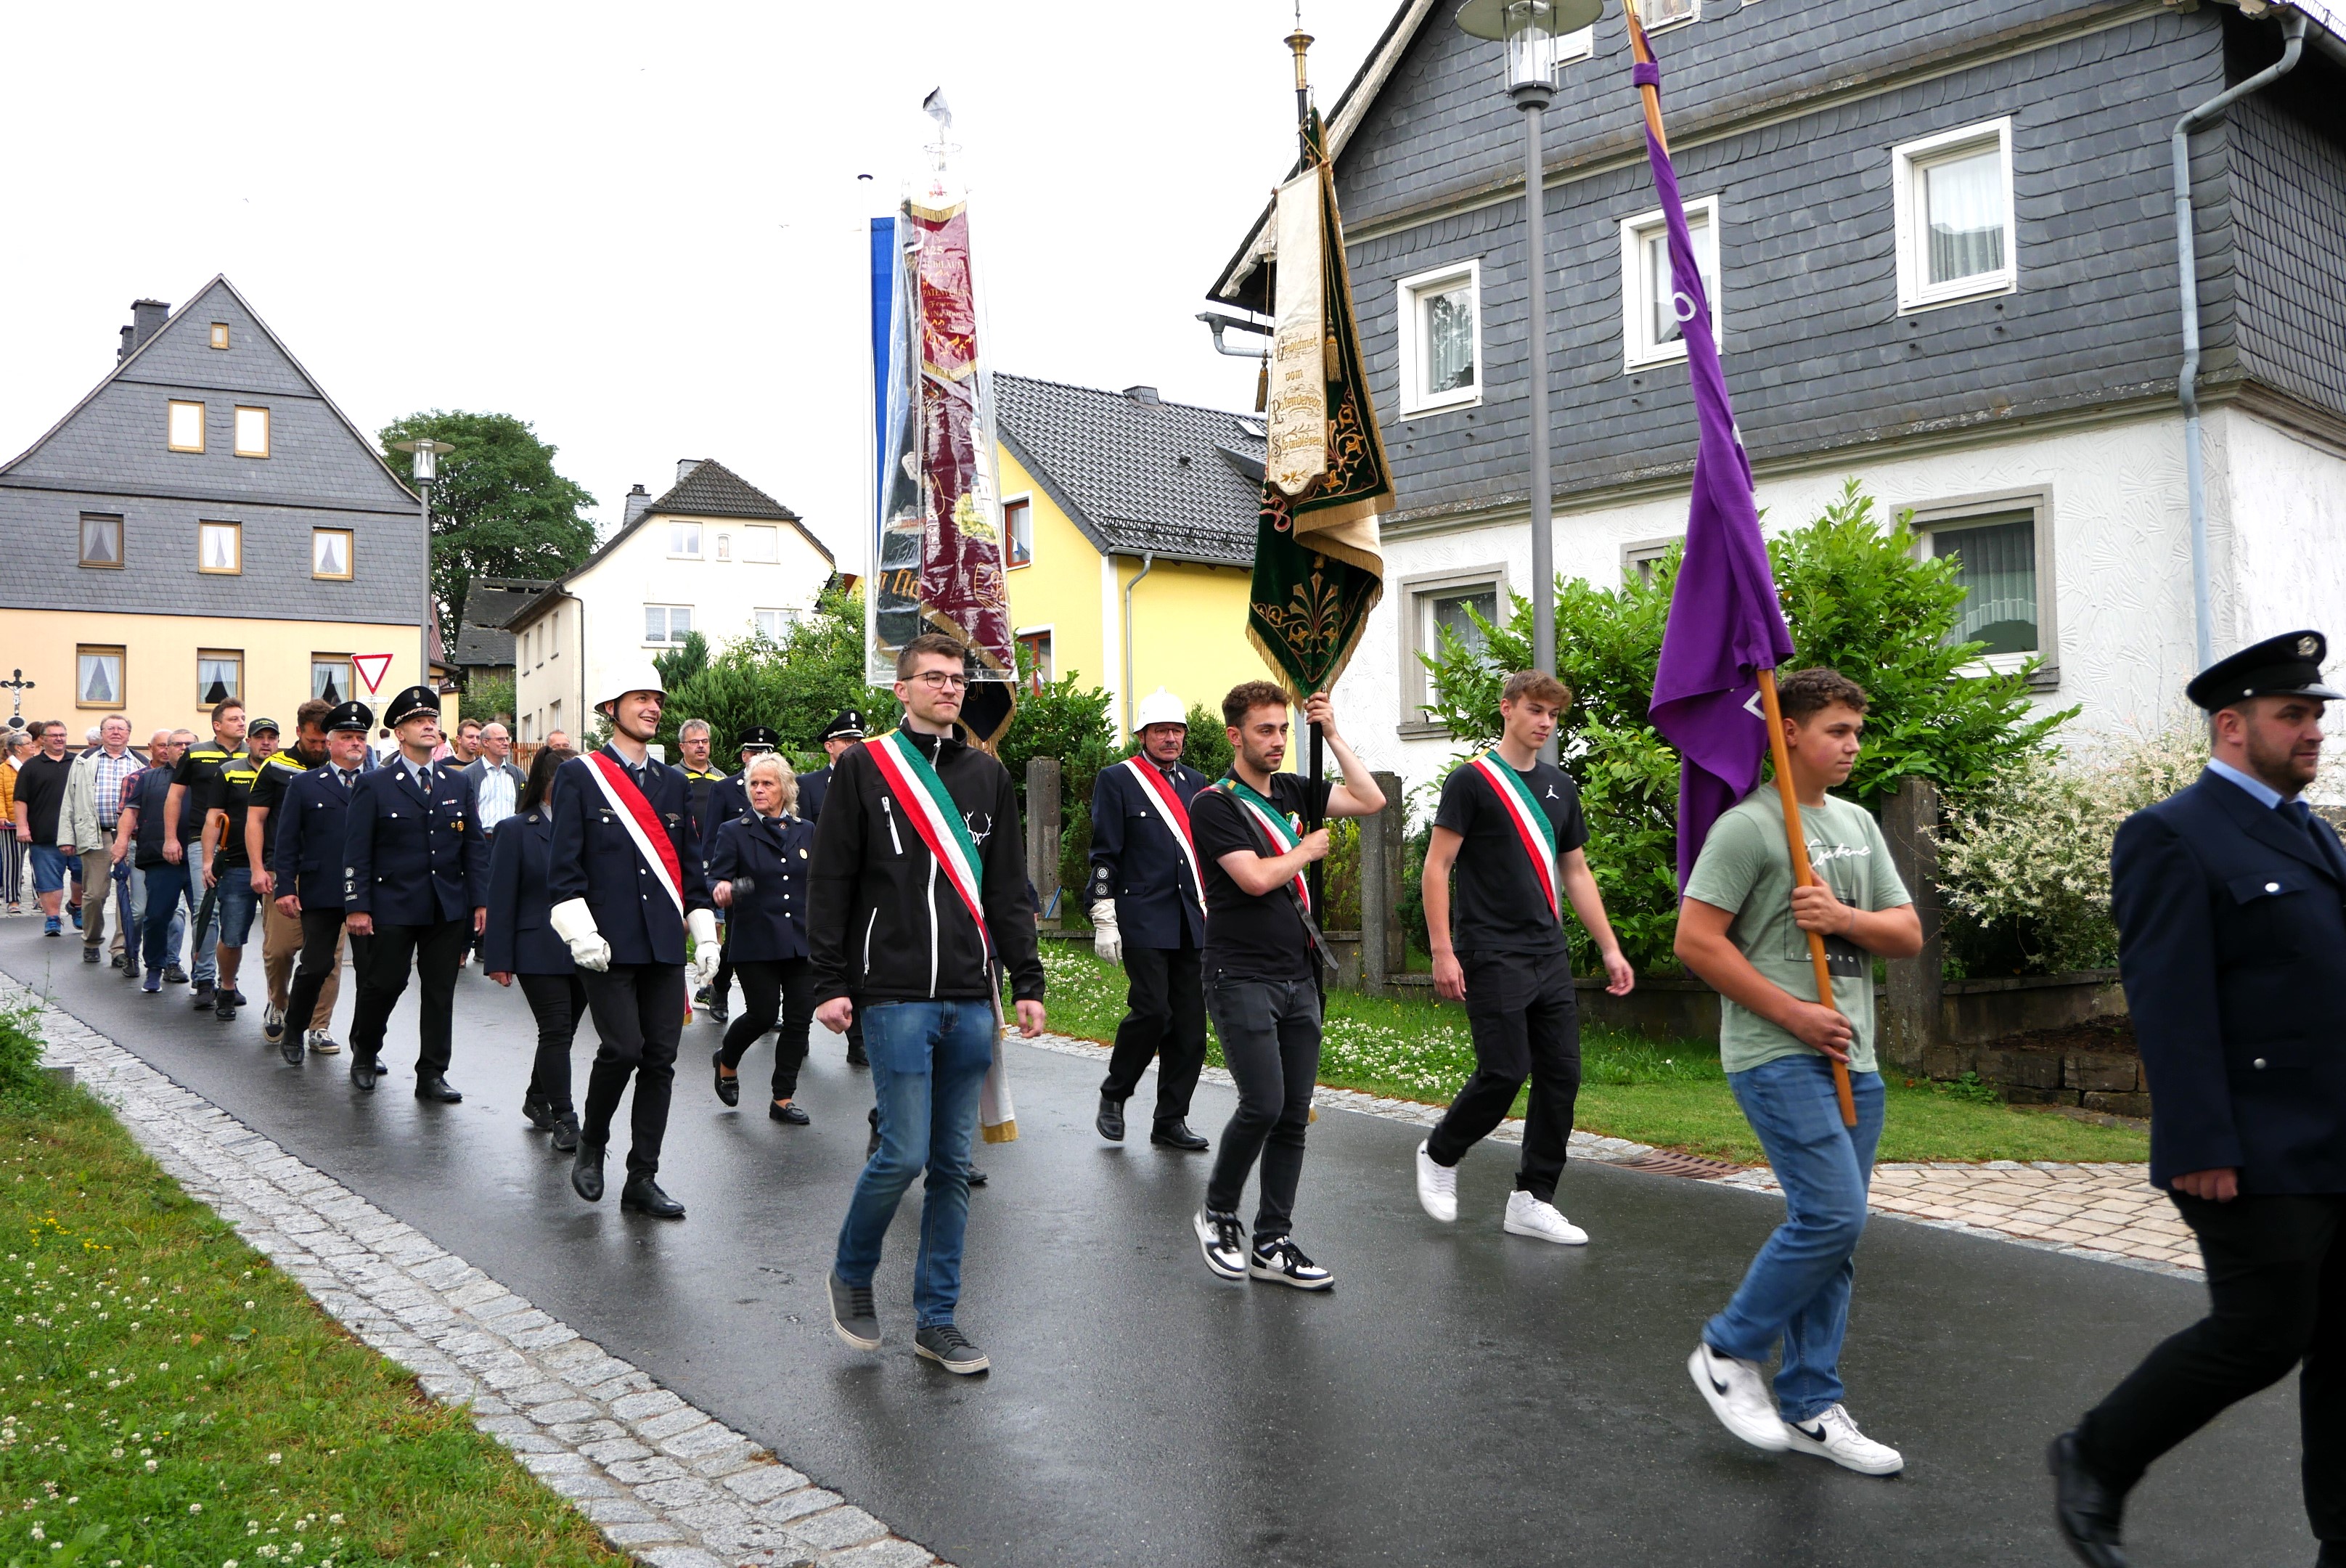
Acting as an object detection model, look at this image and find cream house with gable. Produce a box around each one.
[506,458,831,743]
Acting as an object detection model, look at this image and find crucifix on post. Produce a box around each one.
[1,669,32,733]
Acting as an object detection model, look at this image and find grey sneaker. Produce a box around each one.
[828,1272,880,1352]
[913,1323,989,1375]
[306,1029,341,1055]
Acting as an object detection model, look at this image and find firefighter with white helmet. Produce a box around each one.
[1085,687,1213,1151]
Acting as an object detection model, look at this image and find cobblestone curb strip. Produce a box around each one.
[8,979,949,1568]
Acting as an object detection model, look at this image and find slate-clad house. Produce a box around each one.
[449,575,549,699]
[0,277,429,738]
[1209,0,2346,782]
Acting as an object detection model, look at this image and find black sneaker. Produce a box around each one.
[914,1323,989,1375]
[1249,1235,1334,1291]
[163,965,189,985]
[1194,1208,1246,1281]
[214,992,237,1022]
[521,1094,555,1131]
[109,952,126,971]
[189,981,215,1008]
[693,984,713,1006]
[829,1272,880,1351]
[224,989,247,1008]
[549,1114,581,1153]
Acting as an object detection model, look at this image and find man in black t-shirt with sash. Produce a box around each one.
[1188,681,1384,1291]
[1415,670,1635,1245]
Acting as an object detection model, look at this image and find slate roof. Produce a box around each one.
[451,576,550,668]
[992,374,1266,566]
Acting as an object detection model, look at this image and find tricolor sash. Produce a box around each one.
[862,733,990,950]
[1124,756,1207,917]
[1214,775,1311,913]
[1468,751,1559,923]
[586,750,684,918]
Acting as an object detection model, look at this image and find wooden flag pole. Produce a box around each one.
[1630,0,1857,1127]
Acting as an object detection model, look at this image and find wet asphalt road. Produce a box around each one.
[2,918,2310,1567]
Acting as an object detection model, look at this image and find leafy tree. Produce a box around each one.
[377,410,598,641]
[653,632,711,694]
[653,589,894,767]
[465,671,515,727]
[1177,701,1235,779]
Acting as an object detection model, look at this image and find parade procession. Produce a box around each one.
[3,0,2345,1563]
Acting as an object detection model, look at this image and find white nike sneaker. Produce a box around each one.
[1502,1189,1588,1245]
[1415,1141,1458,1222]
[1688,1342,1791,1453]
[1781,1404,1904,1475]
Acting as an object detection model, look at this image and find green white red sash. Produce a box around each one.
[863,732,989,950]
[1468,750,1559,922]
[1214,775,1311,912]
[1124,756,1207,916]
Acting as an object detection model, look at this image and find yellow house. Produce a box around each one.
[0,279,429,743]
[993,375,1267,729]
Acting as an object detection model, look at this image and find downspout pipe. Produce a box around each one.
[2173,7,2307,669]
[1122,552,1155,732]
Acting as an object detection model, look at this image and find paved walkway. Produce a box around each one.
[1,917,2308,1567]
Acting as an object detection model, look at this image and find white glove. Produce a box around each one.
[549,897,611,973]
[1090,899,1122,965]
[687,907,722,987]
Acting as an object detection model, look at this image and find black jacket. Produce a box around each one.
[807,732,1043,1005]
[342,760,490,925]
[480,809,572,976]
[270,763,362,910]
[545,746,713,966]
[1087,756,1210,949]
[706,811,816,963]
[797,764,833,823]
[2112,768,2346,1193]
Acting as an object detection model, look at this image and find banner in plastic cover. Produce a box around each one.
[867,192,1016,747]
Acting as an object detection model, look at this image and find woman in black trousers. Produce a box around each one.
[483,744,588,1151]
[706,751,817,1124]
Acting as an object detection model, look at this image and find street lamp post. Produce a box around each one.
[1455,0,1602,764]
[391,438,457,694]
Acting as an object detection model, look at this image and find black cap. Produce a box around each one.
[324,701,374,734]
[2185,629,2342,711]
[736,725,780,751]
[247,716,281,736]
[820,709,867,743]
[383,685,441,727]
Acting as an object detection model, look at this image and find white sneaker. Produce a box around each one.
[306,1029,342,1055]
[1193,1208,1246,1282]
[1688,1342,1790,1452]
[1781,1404,1904,1475]
[1415,1141,1458,1222]
[1503,1189,1587,1245]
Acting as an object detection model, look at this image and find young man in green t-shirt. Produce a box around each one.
[1674,668,1921,1477]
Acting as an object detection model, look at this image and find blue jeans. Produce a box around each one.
[833,998,997,1328]
[127,862,186,971]
[1704,1055,1886,1422]
[214,865,257,947]
[142,864,189,978]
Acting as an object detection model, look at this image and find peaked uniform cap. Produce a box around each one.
[820,710,867,743]
[383,686,440,727]
[735,725,780,751]
[2185,629,2343,711]
[324,701,374,733]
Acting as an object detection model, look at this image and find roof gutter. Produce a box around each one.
[2174,3,2309,668]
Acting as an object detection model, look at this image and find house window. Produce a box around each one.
[311,656,352,703]
[312,528,353,579]
[1909,492,2057,687]
[1394,261,1482,417]
[741,526,780,563]
[234,407,270,457]
[80,513,123,568]
[198,521,241,574]
[1620,197,1720,369]
[1016,629,1053,693]
[1643,0,1698,27]
[1005,497,1033,567]
[644,605,693,645]
[1893,118,2016,311]
[167,400,205,453]
[76,646,126,708]
[1398,565,1508,732]
[209,322,230,350]
[753,609,795,641]
[1622,536,1680,587]
[668,522,701,558]
[197,650,243,706]
[715,531,732,562]
[548,699,562,735]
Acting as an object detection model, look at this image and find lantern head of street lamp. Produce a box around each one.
[1455,0,1604,97]
[390,436,457,484]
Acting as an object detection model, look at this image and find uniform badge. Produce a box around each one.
[2301,635,2321,658]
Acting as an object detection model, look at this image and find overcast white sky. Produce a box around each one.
[3,1,1391,563]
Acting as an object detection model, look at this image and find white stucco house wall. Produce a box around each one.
[506,458,833,744]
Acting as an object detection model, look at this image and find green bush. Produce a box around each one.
[462,670,515,727]
[0,1000,54,1108]
[653,588,897,762]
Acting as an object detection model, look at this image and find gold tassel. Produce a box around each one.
[981,1119,1018,1144]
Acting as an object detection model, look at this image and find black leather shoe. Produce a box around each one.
[214,993,237,1022]
[522,1094,554,1130]
[2048,1431,2130,1568]
[704,997,729,1026]
[1151,1119,1210,1151]
[350,1055,380,1092]
[279,1029,305,1067]
[620,1175,686,1219]
[846,1039,869,1068]
[1095,1095,1126,1142]
[550,1114,581,1153]
[967,1164,989,1187]
[414,1074,462,1103]
[769,1101,809,1125]
[713,1051,740,1108]
[571,1140,605,1202]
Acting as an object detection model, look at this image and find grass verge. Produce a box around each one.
[0,998,626,1568]
[1036,942,2149,1165]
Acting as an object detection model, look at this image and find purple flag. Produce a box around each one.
[1635,56,1796,891]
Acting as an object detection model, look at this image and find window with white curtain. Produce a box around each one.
[1619,197,1720,369]
[1893,119,2016,310]
[644,604,693,645]
[1394,261,1482,417]
[1910,492,2058,687]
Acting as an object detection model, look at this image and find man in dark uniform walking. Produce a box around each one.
[1087,687,1212,1151]
[796,710,865,824]
[2051,629,2346,1568]
[697,724,779,1026]
[272,702,372,1064]
[341,686,489,1099]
